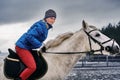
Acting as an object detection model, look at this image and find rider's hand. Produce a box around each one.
[40,46,46,53]
[32,43,46,53]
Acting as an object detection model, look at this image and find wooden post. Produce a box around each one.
[106,56,109,67]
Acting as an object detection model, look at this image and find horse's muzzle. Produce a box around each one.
[105,45,120,54]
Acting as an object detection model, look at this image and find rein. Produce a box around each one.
[44,49,102,54]
[44,29,112,54]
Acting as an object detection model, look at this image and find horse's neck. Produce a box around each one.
[42,53,86,80]
[42,32,88,80]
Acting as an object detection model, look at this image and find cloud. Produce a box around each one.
[0,23,29,52]
[0,0,45,24]
[58,0,120,25]
[0,0,120,25]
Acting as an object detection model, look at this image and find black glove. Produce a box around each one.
[41,46,46,52]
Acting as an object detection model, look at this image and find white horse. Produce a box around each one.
[40,20,120,80]
[1,20,120,80]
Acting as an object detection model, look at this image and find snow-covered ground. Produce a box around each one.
[65,61,120,80]
[65,67,120,80]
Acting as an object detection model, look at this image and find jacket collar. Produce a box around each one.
[41,20,53,30]
[46,23,53,30]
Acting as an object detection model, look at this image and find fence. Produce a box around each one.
[75,54,120,68]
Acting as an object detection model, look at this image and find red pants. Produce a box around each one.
[15,46,36,80]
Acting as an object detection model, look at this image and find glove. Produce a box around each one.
[32,43,45,51]
[40,46,46,52]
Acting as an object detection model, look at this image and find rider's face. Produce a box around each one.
[45,17,56,25]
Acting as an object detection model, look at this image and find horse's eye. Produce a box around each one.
[95,33,100,37]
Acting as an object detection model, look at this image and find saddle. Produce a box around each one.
[4,48,48,80]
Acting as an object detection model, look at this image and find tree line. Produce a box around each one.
[101,21,120,46]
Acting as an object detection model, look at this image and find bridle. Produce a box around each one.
[44,29,114,54]
[84,29,113,54]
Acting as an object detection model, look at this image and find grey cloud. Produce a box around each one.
[59,0,120,25]
[0,0,45,24]
[0,0,120,25]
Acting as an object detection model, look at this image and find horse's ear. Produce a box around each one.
[82,20,89,30]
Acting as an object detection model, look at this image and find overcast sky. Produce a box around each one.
[0,0,120,52]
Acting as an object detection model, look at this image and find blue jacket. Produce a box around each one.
[16,20,52,50]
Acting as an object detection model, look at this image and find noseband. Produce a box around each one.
[43,29,113,54]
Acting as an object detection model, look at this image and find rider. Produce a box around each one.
[15,9,56,80]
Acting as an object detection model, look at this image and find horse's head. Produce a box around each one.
[82,20,120,56]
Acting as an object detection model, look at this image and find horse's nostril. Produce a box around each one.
[106,45,120,53]
[105,46,111,52]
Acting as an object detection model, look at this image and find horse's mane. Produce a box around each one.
[45,24,98,49]
[45,25,98,49]
[45,32,73,49]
